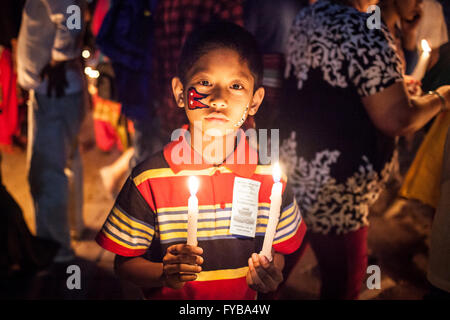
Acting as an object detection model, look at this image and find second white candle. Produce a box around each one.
[260,163,283,261]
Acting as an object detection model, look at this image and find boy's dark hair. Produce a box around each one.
[177,21,264,90]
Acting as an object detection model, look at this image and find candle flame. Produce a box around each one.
[421,39,431,53]
[188,176,199,196]
[273,162,281,183]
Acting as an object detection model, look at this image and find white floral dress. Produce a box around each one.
[280,0,404,235]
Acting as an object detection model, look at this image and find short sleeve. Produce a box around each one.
[346,23,404,97]
[272,182,307,254]
[96,177,157,257]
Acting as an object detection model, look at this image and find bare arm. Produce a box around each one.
[362,82,450,137]
[115,256,165,288]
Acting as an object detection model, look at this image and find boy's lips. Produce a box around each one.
[204,113,230,122]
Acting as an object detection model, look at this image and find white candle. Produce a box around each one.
[187,176,199,246]
[260,163,283,261]
[411,39,432,81]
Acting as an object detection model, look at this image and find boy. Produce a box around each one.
[96,21,306,299]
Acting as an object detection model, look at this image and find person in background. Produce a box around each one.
[0,0,59,281]
[244,0,308,130]
[416,0,448,71]
[279,0,450,299]
[96,0,162,169]
[378,0,423,171]
[17,0,87,262]
[90,0,136,198]
[379,0,423,76]
[426,126,450,299]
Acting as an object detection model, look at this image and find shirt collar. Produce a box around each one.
[163,127,258,178]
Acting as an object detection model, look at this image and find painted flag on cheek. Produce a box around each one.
[188,87,210,110]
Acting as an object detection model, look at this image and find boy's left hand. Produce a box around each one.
[246,252,283,293]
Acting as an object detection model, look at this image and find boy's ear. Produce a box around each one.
[248,86,265,116]
[171,77,185,108]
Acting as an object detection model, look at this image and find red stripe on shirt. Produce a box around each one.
[273,221,307,255]
[95,232,147,257]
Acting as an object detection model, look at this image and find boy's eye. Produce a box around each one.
[231,83,243,90]
[199,80,211,86]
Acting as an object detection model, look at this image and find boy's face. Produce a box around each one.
[172,48,264,137]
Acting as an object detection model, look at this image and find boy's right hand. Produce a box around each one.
[162,244,203,289]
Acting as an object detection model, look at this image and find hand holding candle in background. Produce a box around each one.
[411,39,432,82]
[187,176,199,246]
[260,163,283,262]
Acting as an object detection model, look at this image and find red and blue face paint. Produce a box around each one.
[188,87,210,110]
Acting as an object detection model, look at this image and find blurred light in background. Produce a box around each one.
[84,66,99,79]
[82,49,91,59]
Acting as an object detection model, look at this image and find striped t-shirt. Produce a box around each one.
[96,130,306,299]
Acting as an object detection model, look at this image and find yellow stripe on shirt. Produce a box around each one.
[195,266,249,282]
[109,213,154,242]
[276,202,298,230]
[112,207,155,236]
[100,228,149,251]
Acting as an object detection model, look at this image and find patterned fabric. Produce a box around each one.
[280,0,404,235]
[285,0,403,97]
[153,0,244,134]
[280,133,398,234]
[96,128,306,299]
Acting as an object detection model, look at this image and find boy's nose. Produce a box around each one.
[209,87,228,109]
